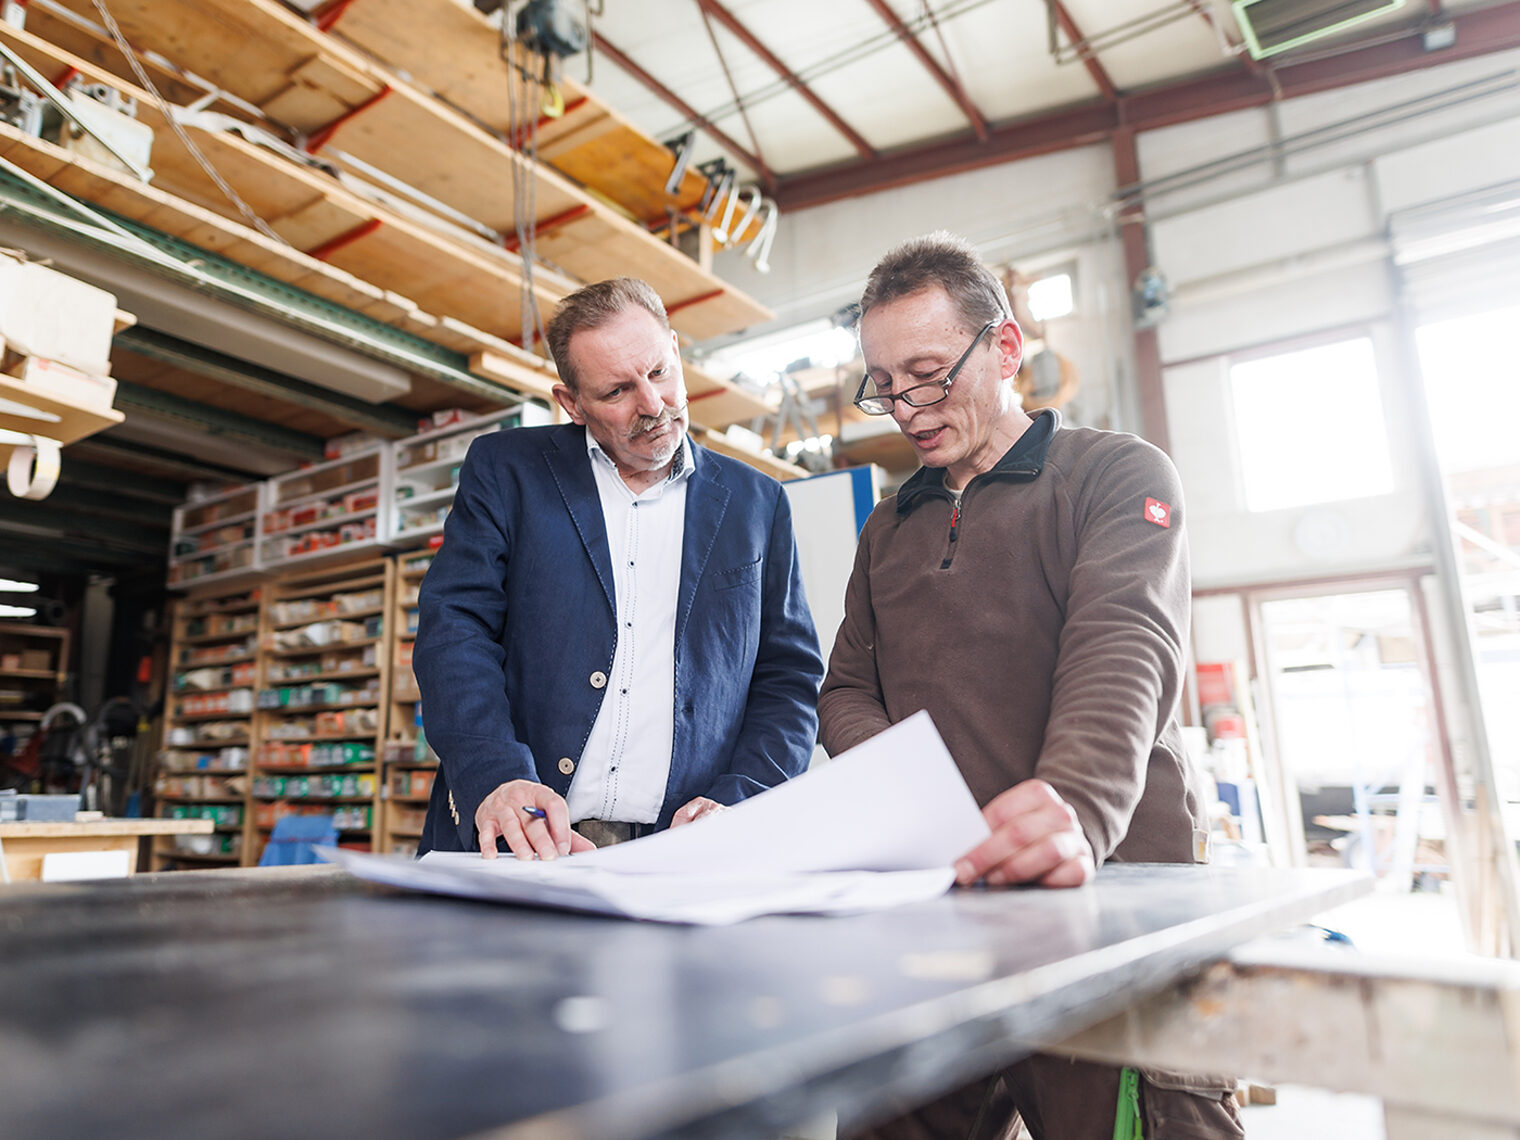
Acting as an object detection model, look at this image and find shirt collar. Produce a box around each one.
[584,426,696,485]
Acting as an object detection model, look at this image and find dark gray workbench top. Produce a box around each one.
[0,862,1367,1139]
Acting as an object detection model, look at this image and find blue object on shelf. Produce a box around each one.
[258,814,338,866]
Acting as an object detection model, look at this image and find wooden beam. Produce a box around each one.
[861,0,988,141]
[1111,125,1168,455]
[697,0,875,158]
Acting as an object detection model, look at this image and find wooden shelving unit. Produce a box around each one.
[153,585,260,870]
[0,624,70,750]
[379,548,436,856]
[388,406,544,547]
[259,447,385,570]
[247,557,394,864]
[168,482,263,589]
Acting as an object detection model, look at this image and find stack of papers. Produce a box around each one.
[323,711,990,924]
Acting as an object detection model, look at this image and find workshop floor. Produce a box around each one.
[1239,885,1474,1138]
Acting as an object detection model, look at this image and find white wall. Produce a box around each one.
[714,41,1520,596]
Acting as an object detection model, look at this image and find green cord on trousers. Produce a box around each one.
[1113,1067,1143,1140]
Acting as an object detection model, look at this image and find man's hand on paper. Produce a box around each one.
[475,780,595,861]
[953,779,1095,889]
[669,796,726,828]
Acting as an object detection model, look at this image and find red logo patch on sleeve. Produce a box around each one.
[1144,498,1171,528]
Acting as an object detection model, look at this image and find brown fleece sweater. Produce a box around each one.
[819,410,1209,865]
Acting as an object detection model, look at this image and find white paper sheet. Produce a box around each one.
[324,710,989,924]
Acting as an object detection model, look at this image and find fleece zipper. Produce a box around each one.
[938,469,1040,570]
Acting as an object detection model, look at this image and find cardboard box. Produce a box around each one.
[9,355,117,413]
[19,648,50,671]
[0,255,117,376]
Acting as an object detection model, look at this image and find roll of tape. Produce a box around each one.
[7,435,60,500]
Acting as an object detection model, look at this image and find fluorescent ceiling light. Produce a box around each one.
[0,604,39,618]
[0,579,40,592]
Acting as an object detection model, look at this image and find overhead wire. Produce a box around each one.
[88,0,289,247]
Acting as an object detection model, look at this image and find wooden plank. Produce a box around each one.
[0,373,123,444]
[42,0,772,339]
[693,427,806,482]
[1049,942,1520,1130]
[682,360,771,429]
[467,349,558,403]
[319,0,713,222]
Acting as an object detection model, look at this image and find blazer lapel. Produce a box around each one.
[677,443,730,644]
[543,427,616,616]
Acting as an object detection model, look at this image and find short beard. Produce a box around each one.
[631,402,688,466]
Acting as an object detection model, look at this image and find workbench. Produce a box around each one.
[0,862,1373,1138]
[0,818,214,881]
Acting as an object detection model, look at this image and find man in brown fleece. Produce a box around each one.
[819,232,1241,1139]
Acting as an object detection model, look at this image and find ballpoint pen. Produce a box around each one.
[522,805,548,821]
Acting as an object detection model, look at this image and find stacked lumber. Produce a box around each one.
[38,0,770,340]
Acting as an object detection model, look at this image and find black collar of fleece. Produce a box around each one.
[895,407,1060,516]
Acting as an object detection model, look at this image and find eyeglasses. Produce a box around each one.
[853,319,1001,416]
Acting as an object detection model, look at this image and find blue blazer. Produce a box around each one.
[412,424,824,854]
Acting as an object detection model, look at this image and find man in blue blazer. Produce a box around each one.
[413,277,824,860]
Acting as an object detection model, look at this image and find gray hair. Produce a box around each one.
[860,231,1011,332]
[546,277,670,390]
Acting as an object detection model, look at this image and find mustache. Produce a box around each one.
[630,402,688,438]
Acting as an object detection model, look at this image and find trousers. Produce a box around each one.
[843,1053,1243,1140]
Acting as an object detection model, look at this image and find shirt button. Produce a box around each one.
[589,671,607,689]
[558,756,576,775]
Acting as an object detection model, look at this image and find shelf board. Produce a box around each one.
[268,474,380,514]
[264,637,381,658]
[172,683,254,698]
[257,761,375,774]
[259,733,379,744]
[387,826,424,838]
[252,797,375,806]
[177,652,257,668]
[260,540,386,572]
[0,624,67,640]
[384,759,439,770]
[167,564,265,591]
[274,571,388,598]
[258,700,380,715]
[179,628,259,646]
[178,508,257,537]
[266,668,381,685]
[0,668,55,679]
[172,709,255,723]
[269,605,383,630]
[393,485,456,511]
[0,373,124,444]
[387,794,431,805]
[261,505,378,542]
[391,689,421,703]
[170,737,251,749]
[0,710,43,721]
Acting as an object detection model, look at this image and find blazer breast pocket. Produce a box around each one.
[714,558,762,589]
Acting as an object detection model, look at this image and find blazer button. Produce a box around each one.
[558,756,576,775]
[589,671,607,689]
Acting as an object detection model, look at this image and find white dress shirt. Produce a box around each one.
[564,431,693,824]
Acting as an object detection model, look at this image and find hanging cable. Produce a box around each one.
[88,0,289,247]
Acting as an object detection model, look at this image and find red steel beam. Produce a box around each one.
[1051,0,1119,103]
[861,0,989,141]
[593,31,774,188]
[776,0,1520,211]
[1111,126,1169,454]
[698,0,875,158]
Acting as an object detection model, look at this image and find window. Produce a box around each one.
[1026,272,1074,321]
[1230,337,1395,513]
